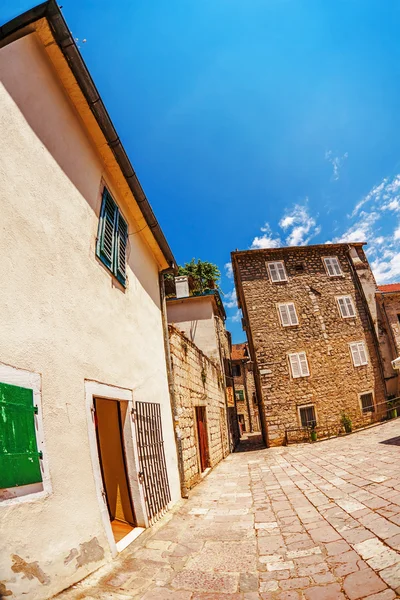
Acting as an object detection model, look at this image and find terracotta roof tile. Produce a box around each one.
[378,283,400,293]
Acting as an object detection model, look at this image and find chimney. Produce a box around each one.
[175,276,189,299]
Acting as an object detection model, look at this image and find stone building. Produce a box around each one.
[168,325,230,491]
[0,3,181,598]
[231,343,261,433]
[376,284,400,397]
[166,277,240,450]
[231,243,389,446]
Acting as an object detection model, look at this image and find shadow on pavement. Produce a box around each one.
[380,436,400,446]
[235,432,266,452]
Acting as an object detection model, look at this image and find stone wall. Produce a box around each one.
[169,325,230,489]
[233,244,387,446]
[377,293,400,397]
[233,362,260,433]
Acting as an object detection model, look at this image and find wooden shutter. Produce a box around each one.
[288,303,298,325]
[289,354,301,378]
[300,405,316,427]
[350,343,361,366]
[268,263,279,282]
[345,297,355,317]
[0,382,42,488]
[116,213,128,283]
[338,297,347,317]
[298,352,310,376]
[99,190,117,269]
[279,304,290,326]
[361,392,374,413]
[324,258,335,276]
[277,262,286,281]
[358,342,367,365]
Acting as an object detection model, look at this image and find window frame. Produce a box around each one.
[359,391,375,414]
[232,364,241,377]
[96,187,128,287]
[336,295,357,319]
[278,302,299,327]
[266,261,288,283]
[0,363,51,505]
[298,404,317,428]
[288,351,310,378]
[349,341,368,367]
[235,389,245,401]
[322,256,343,277]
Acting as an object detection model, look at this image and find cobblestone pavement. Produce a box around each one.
[58,422,400,600]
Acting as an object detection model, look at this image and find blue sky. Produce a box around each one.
[3,1,400,342]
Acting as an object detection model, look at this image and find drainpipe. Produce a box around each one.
[159,269,188,498]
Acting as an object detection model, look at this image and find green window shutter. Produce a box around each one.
[98,190,117,270]
[115,212,128,284]
[0,382,42,488]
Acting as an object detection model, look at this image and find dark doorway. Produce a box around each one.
[94,398,135,542]
[195,406,210,472]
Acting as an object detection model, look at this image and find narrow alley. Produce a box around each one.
[57,422,400,599]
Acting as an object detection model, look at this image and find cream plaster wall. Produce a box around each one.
[166,297,220,361]
[0,32,180,600]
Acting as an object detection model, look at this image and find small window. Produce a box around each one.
[360,392,375,413]
[337,296,356,318]
[0,382,42,489]
[295,263,305,272]
[278,303,299,326]
[232,364,241,377]
[235,390,245,401]
[267,261,287,283]
[350,342,368,366]
[299,405,317,428]
[323,256,342,277]
[289,352,310,378]
[397,314,400,325]
[96,188,128,285]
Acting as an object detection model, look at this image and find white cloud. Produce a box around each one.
[230,309,242,323]
[350,178,388,217]
[371,252,400,283]
[224,288,237,309]
[251,223,281,249]
[325,150,348,181]
[334,211,379,244]
[224,262,233,279]
[279,202,321,246]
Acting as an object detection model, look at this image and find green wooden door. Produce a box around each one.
[0,382,42,488]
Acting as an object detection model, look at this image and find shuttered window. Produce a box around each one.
[97,188,128,285]
[289,352,310,378]
[299,405,316,427]
[0,382,42,488]
[323,256,342,276]
[360,392,375,413]
[279,303,299,326]
[267,261,287,282]
[235,390,245,401]
[337,296,356,318]
[350,342,368,366]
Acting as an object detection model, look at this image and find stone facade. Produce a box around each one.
[169,325,230,490]
[376,285,400,397]
[232,243,387,446]
[232,343,260,433]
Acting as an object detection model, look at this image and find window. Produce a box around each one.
[350,342,368,366]
[397,314,400,325]
[232,364,241,377]
[360,392,375,413]
[278,303,299,326]
[299,405,317,428]
[0,382,42,489]
[289,352,310,378]
[96,188,128,285]
[323,256,342,277]
[267,261,287,282]
[235,389,245,401]
[337,296,356,318]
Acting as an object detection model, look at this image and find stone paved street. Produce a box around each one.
[58,422,400,599]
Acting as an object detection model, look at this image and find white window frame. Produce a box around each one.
[298,404,317,428]
[288,352,310,378]
[278,302,299,327]
[349,341,368,367]
[0,362,51,505]
[323,256,342,277]
[337,295,356,319]
[266,261,287,283]
[359,390,375,414]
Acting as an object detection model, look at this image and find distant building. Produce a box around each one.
[232,243,392,446]
[376,284,400,397]
[231,343,260,433]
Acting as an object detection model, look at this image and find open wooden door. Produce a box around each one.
[195,406,209,472]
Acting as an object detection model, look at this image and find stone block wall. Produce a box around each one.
[169,325,229,489]
[233,244,387,446]
[233,363,260,433]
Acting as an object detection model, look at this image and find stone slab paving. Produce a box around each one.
[56,422,400,599]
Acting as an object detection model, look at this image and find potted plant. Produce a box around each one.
[341,413,352,434]
[309,421,317,442]
[387,398,398,420]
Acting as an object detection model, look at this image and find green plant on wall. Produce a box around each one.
[201,366,207,386]
[179,259,221,294]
